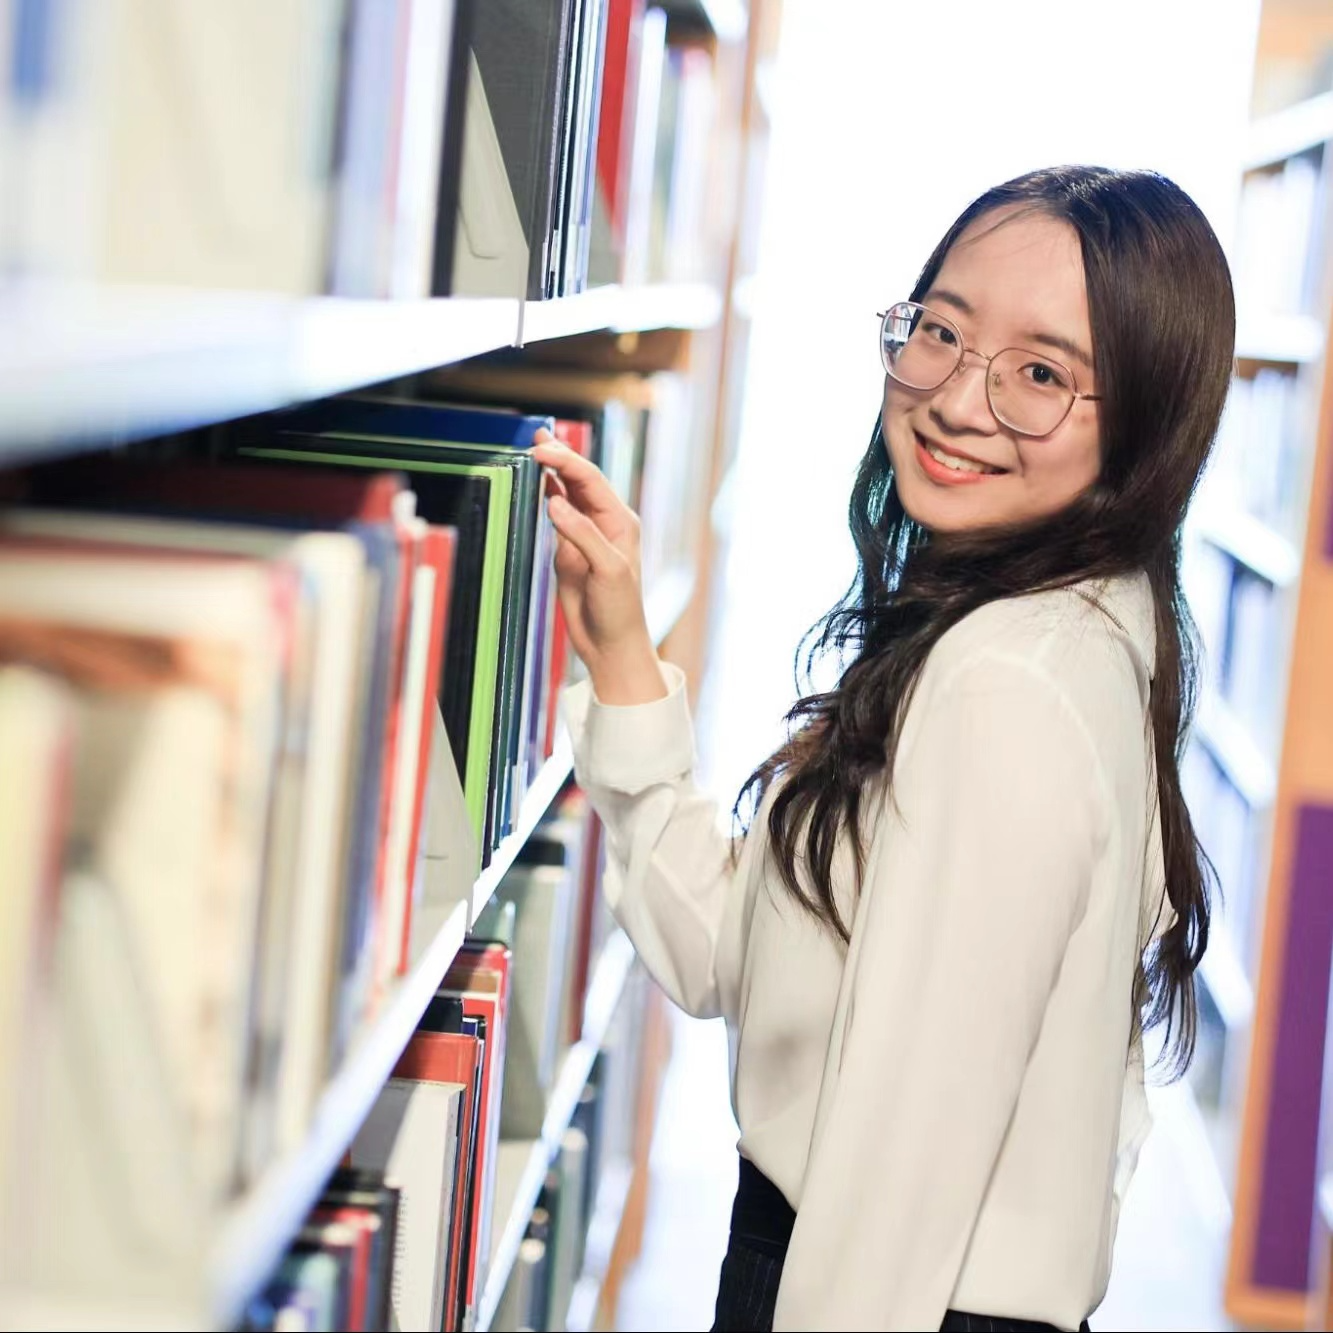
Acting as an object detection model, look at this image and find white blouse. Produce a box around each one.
[563,573,1168,1332]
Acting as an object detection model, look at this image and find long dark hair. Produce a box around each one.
[736,166,1234,1075]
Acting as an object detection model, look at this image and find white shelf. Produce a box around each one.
[1243,90,1333,170]
[475,931,639,1332]
[1193,503,1301,587]
[565,1159,636,1333]
[1198,917,1255,1032]
[519,282,723,345]
[1234,312,1324,364]
[0,281,724,463]
[0,285,519,462]
[1195,688,1278,810]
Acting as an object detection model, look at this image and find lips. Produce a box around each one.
[913,431,1007,484]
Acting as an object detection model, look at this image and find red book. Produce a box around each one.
[397,523,458,974]
[24,456,408,523]
[440,944,512,1312]
[596,0,646,249]
[392,1029,483,1332]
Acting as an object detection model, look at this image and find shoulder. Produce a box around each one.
[925,573,1153,716]
[897,575,1154,810]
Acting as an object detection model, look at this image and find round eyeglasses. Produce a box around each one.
[878,301,1101,439]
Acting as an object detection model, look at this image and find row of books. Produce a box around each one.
[1203,366,1311,546]
[1233,149,1329,319]
[0,0,717,300]
[0,373,697,1318]
[240,789,639,1332]
[1182,742,1264,986]
[1185,538,1287,764]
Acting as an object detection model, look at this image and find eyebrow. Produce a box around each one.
[1022,329,1094,371]
[924,286,1094,372]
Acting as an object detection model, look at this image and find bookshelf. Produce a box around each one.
[1207,42,1333,1327]
[4,573,691,1333]
[0,2,777,1328]
[0,283,723,464]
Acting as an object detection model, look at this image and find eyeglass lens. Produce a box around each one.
[880,301,1076,437]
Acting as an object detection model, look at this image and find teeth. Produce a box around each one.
[926,441,995,475]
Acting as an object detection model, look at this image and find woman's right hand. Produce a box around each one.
[531,430,668,706]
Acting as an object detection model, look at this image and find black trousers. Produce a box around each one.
[711,1156,1092,1333]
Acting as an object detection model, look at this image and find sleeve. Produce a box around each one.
[562,662,739,1019]
[773,653,1110,1331]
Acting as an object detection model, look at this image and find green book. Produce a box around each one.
[244,444,512,848]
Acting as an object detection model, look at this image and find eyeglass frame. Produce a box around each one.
[876,301,1103,439]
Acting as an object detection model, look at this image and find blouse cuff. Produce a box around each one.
[562,661,696,796]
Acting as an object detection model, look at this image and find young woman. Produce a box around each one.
[532,164,1233,1333]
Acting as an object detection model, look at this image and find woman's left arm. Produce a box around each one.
[773,651,1110,1332]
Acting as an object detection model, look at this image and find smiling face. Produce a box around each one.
[882,208,1103,534]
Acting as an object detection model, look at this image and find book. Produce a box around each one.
[586,0,643,285]
[0,537,294,1200]
[319,1171,404,1332]
[440,941,513,1307]
[20,456,417,1077]
[393,1024,485,1331]
[0,506,375,1162]
[0,667,71,1239]
[547,1126,590,1329]
[480,856,578,1138]
[461,0,578,300]
[242,439,517,859]
[350,1077,466,1332]
[94,0,347,293]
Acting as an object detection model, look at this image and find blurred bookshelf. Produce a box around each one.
[1207,8,1333,1328]
[0,3,780,1332]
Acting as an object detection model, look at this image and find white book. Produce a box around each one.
[390,0,459,298]
[94,0,345,292]
[494,862,577,1139]
[0,543,286,1200]
[351,1077,464,1333]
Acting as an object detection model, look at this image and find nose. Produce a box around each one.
[928,357,997,436]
